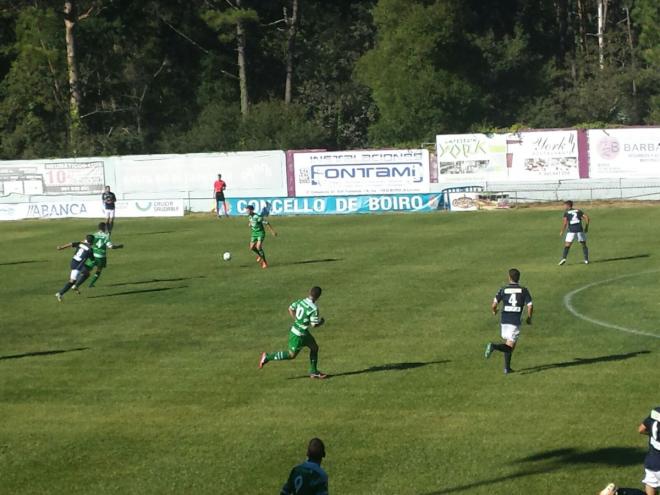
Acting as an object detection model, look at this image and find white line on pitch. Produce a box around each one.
[563,269,660,339]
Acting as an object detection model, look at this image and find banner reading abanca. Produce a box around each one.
[292,150,430,197]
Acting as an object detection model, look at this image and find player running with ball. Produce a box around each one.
[259,286,327,379]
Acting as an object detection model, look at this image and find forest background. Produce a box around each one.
[0,0,658,160]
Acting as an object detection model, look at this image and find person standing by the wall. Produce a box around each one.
[102,186,117,233]
[213,174,228,218]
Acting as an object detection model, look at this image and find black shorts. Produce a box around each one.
[215,192,225,202]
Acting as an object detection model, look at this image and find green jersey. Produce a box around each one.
[289,297,320,335]
[281,461,328,495]
[91,230,113,259]
[248,213,268,235]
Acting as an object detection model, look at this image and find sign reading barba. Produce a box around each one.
[293,149,430,197]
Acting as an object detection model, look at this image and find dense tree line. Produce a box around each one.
[0,0,658,159]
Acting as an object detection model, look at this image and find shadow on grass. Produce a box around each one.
[237,259,341,269]
[86,285,188,298]
[519,350,650,375]
[287,360,450,380]
[0,259,48,266]
[106,276,204,287]
[421,447,645,494]
[591,254,650,264]
[0,347,89,361]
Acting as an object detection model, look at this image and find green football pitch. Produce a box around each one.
[1,206,658,494]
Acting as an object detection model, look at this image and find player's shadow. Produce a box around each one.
[591,253,650,264]
[282,258,342,266]
[518,350,650,374]
[287,360,450,380]
[86,286,188,298]
[0,347,89,361]
[0,259,48,266]
[420,446,644,494]
[106,277,204,287]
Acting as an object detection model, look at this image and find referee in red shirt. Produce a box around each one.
[213,173,228,217]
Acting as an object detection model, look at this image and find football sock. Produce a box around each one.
[504,349,513,370]
[89,272,101,287]
[562,246,570,258]
[266,351,291,361]
[257,248,266,259]
[59,281,74,295]
[491,343,510,352]
[582,246,589,260]
[309,350,318,373]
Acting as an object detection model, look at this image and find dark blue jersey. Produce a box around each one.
[564,209,585,233]
[102,191,117,209]
[643,407,660,471]
[495,283,532,325]
[69,242,93,270]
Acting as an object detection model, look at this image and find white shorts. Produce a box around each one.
[501,324,520,343]
[643,468,660,488]
[69,269,81,281]
[565,232,586,243]
[104,208,116,219]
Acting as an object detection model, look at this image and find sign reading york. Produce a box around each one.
[293,150,430,196]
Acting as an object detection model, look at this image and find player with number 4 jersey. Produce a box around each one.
[259,286,327,379]
[485,268,533,374]
[559,200,590,265]
[639,406,660,495]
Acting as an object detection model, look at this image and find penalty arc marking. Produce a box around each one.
[563,269,660,340]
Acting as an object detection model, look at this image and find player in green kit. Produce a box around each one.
[86,222,123,287]
[259,286,327,379]
[246,204,276,268]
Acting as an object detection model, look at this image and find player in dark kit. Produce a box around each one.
[281,438,329,495]
[102,186,117,233]
[55,235,95,301]
[558,200,590,265]
[485,268,533,374]
[639,406,660,495]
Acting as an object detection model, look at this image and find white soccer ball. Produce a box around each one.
[223,252,232,261]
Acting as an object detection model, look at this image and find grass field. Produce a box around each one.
[1,206,658,494]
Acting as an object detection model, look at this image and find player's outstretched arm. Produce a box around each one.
[639,423,649,435]
[57,242,74,250]
[267,223,277,236]
[491,300,499,315]
[109,243,124,249]
[583,212,590,232]
[526,304,533,325]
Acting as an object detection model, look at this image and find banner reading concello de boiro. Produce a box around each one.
[224,193,443,216]
[0,199,184,221]
[291,149,430,197]
[588,128,660,178]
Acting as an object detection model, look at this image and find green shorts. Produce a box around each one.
[250,233,265,243]
[288,330,317,354]
[93,257,107,268]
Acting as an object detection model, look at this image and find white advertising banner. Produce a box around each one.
[588,128,660,178]
[436,134,508,179]
[0,160,105,195]
[507,130,580,180]
[113,151,287,198]
[0,200,184,221]
[292,149,430,196]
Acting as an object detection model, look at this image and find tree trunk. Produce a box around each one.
[624,6,637,96]
[64,0,82,152]
[576,0,587,54]
[284,0,299,105]
[597,0,608,69]
[236,0,249,116]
